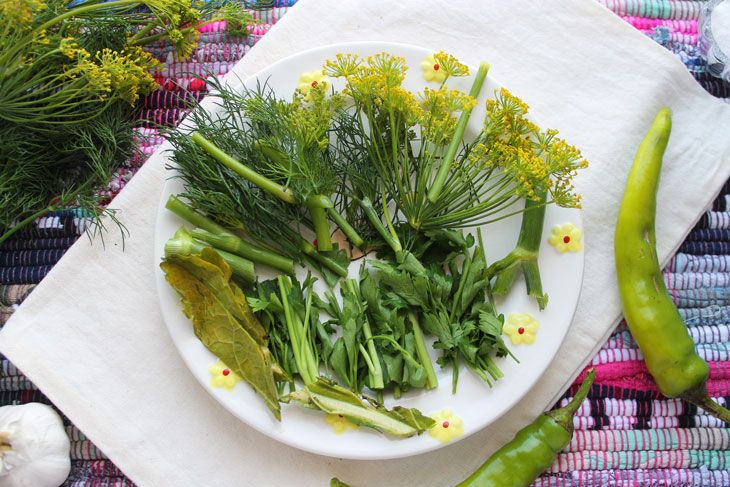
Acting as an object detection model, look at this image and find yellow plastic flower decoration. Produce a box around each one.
[421,53,447,83]
[503,313,540,345]
[325,413,359,434]
[296,69,329,101]
[429,408,464,444]
[209,360,242,392]
[548,222,583,253]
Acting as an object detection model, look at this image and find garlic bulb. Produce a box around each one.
[0,403,71,487]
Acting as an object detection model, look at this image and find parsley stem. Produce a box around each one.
[300,241,348,278]
[408,312,438,390]
[278,275,316,386]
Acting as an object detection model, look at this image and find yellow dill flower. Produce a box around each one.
[285,85,345,151]
[1,0,47,31]
[420,87,476,144]
[324,53,362,77]
[475,88,588,207]
[94,47,159,105]
[433,51,470,78]
[368,52,406,86]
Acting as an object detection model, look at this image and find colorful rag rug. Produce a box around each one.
[1,1,729,485]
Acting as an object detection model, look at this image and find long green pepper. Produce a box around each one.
[614,108,730,422]
[454,369,594,487]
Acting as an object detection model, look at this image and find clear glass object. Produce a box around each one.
[699,0,730,83]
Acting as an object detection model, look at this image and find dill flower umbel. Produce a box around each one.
[1,0,47,32]
[474,88,587,209]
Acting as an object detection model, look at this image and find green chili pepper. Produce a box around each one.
[329,370,594,487]
[614,108,730,422]
[454,368,594,487]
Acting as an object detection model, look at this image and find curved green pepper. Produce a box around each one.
[454,369,594,487]
[614,108,730,421]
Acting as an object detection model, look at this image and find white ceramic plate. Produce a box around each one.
[154,41,584,460]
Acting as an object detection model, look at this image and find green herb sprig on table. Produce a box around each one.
[0,0,261,245]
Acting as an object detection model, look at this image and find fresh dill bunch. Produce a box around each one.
[165,84,351,284]
[324,51,481,249]
[326,52,586,241]
[0,0,262,241]
[0,101,137,245]
[186,75,364,253]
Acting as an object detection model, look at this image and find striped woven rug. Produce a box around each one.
[1,1,729,485]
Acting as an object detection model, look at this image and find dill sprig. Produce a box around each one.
[0,0,261,242]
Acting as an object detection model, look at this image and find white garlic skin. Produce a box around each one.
[0,403,71,487]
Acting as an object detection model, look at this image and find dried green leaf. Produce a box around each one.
[288,377,435,437]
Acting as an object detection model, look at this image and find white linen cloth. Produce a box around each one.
[2,0,730,485]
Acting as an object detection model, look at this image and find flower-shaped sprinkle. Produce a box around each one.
[429,408,464,443]
[209,360,242,392]
[325,413,359,434]
[503,313,540,345]
[421,53,447,83]
[296,69,329,101]
[548,223,583,253]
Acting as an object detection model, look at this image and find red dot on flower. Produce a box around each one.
[338,414,343,418]
[311,80,318,87]
[563,235,571,244]
[442,421,449,428]
[518,327,525,334]
[222,369,230,376]
[434,64,440,71]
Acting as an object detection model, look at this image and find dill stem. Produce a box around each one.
[192,229,295,275]
[130,19,160,43]
[357,197,401,254]
[487,189,549,309]
[165,194,230,235]
[308,206,332,251]
[0,206,53,247]
[191,132,297,204]
[427,62,490,204]
[380,181,401,252]
[326,207,364,248]
[166,195,295,274]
